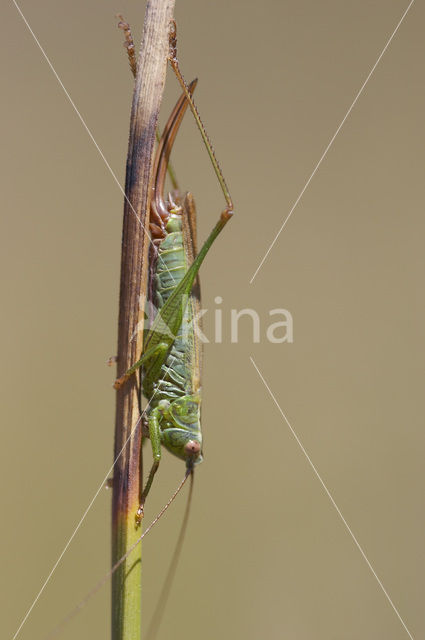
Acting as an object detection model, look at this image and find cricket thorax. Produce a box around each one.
[157,395,203,465]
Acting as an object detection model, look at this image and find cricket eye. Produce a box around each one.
[184,440,201,457]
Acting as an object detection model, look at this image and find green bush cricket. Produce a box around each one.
[115,20,234,524]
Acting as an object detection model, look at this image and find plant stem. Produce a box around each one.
[112,2,175,639]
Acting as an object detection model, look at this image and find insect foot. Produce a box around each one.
[135,505,144,527]
[113,373,130,390]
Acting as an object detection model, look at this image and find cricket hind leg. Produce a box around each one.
[168,20,234,224]
[117,15,137,77]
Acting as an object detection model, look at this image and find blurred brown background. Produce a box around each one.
[2,1,424,639]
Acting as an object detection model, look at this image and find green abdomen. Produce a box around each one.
[142,215,193,403]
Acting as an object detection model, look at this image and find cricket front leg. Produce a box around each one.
[114,342,168,389]
[135,408,162,525]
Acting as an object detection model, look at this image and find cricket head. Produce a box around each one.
[160,395,203,467]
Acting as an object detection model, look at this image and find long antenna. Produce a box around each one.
[145,471,195,640]
[45,471,191,640]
